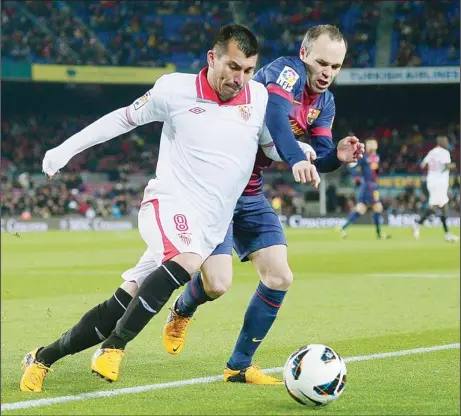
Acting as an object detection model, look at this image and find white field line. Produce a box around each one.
[2,343,459,412]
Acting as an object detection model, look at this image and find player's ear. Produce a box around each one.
[299,47,306,61]
[207,50,215,68]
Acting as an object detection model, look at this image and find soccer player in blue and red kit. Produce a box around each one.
[163,24,365,384]
[340,138,390,239]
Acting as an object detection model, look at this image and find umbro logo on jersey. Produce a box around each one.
[189,107,206,114]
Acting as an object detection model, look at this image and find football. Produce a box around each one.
[283,344,347,407]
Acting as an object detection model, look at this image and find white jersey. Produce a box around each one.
[42,68,281,253]
[423,146,451,185]
[127,70,270,242]
[42,67,320,265]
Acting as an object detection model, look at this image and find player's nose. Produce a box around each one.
[234,71,244,86]
[322,67,332,79]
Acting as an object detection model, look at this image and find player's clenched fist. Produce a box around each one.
[292,160,321,188]
[42,148,68,179]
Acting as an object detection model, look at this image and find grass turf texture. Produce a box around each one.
[1,227,459,415]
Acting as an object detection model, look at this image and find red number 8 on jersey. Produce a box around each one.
[173,214,189,232]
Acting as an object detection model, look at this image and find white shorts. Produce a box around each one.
[122,248,159,287]
[427,182,449,207]
[136,195,217,267]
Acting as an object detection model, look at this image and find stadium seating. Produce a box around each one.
[2,110,458,176]
[246,0,379,67]
[2,1,459,218]
[0,169,143,218]
[2,0,459,67]
[2,0,232,67]
[1,114,162,175]
[2,110,459,218]
[391,0,460,66]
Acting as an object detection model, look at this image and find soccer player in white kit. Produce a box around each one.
[19,24,321,391]
[413,135,458,242]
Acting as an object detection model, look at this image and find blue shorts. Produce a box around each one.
[357,182,381,205]
[211,194,287,262]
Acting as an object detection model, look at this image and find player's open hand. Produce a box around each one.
[292,160,321,188]
[337,136,364,163]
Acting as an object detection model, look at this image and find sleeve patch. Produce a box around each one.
[275,66,299,92]
[133,90,151,111]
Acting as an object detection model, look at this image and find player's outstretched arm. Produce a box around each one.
[259,125,320,187]
[265,94,322,184]
[258,124,317,162]
[42,75,171,178]
[265,93,307,167]
[42,107,138,178]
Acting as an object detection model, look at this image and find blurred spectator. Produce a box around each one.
[392,0,460,66]
[244,0,379,67]
[0,172,144,219]
[1,1,459,218]
[1,114,162,174]
[2,0,459,68]
[2,1,231,67]
[2,112,458,218]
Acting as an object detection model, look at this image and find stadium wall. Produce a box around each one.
[2,214,459,234]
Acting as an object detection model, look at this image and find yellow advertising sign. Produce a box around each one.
[31,63,176,84]
[377,175,459,188]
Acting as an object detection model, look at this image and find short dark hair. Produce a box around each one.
[212,24,258,58]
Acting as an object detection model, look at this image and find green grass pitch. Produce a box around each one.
[1,226,459,415]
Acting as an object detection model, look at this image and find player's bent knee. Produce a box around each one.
[201,269,232,298]
[203,277,232,298]
[261,269,293,291]
[372,203,383,213]
[170,252,202,276]
[356,203,367,215]
[119,280,138,297]
[200,253,233,298]
[250,245,293,290]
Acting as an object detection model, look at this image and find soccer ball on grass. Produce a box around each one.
[283,344,347,407]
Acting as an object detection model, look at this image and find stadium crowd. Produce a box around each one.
[246,0,380,67]
[0,170,144,219]
[1,0,232,67]
[2,0,459,67]
[2,113,459,218]
[1,114,162,176]
[392,0,460,66]
[264,179,461,217]
[2,0,459,219]
[3,113,458,176]
[3,169,459,219]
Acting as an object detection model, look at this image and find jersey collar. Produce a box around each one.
[303,86,319,105]
[196,67,251,106]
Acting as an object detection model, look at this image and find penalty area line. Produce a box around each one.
[2,343,459,412]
